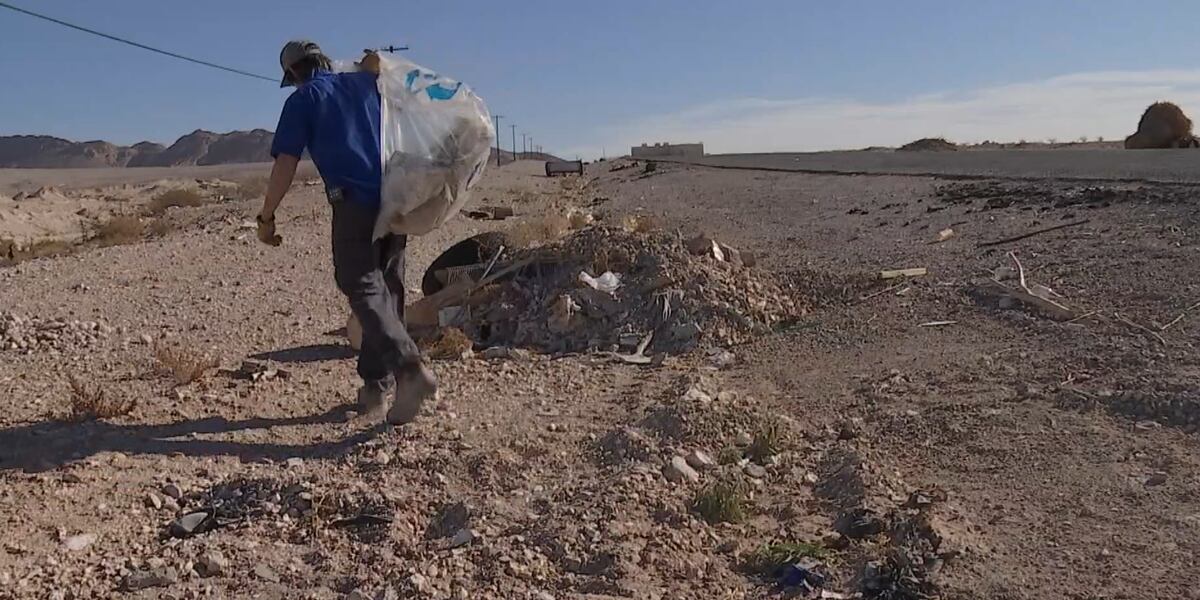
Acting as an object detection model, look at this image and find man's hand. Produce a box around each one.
[256,213,282,246]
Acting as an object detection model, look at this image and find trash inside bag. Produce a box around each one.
[372,53,494,238]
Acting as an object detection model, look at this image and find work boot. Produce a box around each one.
[356,379,391,414]
[386,362,437,425]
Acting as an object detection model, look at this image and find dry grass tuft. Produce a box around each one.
[506,213,571,248]
[146,218,176,237]
[746,541,829,574]
[145,189,207,216]
[621,213,660,233]
[693,481,746,524]
[155,342,219,386]
[94,215,145,246]
[234,176,269,201]
[424,327,473,360]
[66,375,135,421]
[746,419,785,464]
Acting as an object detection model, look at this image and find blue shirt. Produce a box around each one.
[271,70,382,206]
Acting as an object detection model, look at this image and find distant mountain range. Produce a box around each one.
[0,129,276,168]
[0,130,560,168]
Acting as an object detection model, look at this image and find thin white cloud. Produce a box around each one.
[562,69,1200,159]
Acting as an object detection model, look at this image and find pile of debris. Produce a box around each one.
[414,226,806,355]
[0,311,112,353]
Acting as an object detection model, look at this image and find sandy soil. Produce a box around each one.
[1,157,1199,599]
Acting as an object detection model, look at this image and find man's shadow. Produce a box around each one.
[0,405,387,473]
[0,340,380,474]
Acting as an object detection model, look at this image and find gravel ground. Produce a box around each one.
[1,157,1199,599]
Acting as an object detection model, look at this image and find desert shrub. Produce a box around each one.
[145,189,206,216]
[66,375,135,421]
[155,342,219,385]
[693,481,746,524]
[94,215,144,246]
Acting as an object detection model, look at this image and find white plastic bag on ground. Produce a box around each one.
[374,54,494,239]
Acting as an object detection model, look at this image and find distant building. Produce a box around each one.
[630,142,705,159]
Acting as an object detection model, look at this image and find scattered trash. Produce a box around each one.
[168,510,218,538]
[932,228,955,243]
[578,270,621,294]
[331,514,393,528]
[918,320,957,327]
[776,561,827,590]
[969,252,1076,321]
[438,306,467,328]
[879,268,927,280]
[465,205,515,220]
[834,508,885,539]
[976,219,1089,248]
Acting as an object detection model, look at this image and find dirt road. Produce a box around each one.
[684,148,1200,183]
[1,158,1198,599]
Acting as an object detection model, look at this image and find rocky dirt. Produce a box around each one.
[1,157,1199,599]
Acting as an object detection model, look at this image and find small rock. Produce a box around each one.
[682,385,712,403]
[1146,473,1169,487]
[837,418,864,441]
[169,511,215,538]
[285,457,304,468]
[161,483,183,500]
[374,588,400,600]
[685,450,715,471]
[662,456,700,484]
[708,349,736,369]
[139,334,154,345]
[448,528,476,549]
[346,590,371,600]
[744,464,768,479]
[196,551,227,577]
[534,592,556,600]
[409,573,432,594]
[145,493,164,510]
[803,471,820,485]
[253,563,280,583]
[63,533,96,552]
[735,432,754,446]
[124,566,179,591]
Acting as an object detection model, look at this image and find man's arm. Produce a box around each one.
[258,153,300,221]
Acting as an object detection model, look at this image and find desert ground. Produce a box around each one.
[2,153,1199,600]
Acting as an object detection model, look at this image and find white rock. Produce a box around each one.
[682,386,711,403]
[63,534,96,552]
[662,456,700,484]
[196,552,227,577]
[685,450,715,471]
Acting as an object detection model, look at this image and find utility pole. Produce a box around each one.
[529,137,534,157]
[521,133,528,158]
[510,124,518,162]
[492,115,503,166]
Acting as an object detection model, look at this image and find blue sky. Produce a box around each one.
[4,1,1200,158]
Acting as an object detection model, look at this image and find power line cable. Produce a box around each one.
[0,1,276,82]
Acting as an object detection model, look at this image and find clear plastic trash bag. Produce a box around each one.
[371,53,494,238]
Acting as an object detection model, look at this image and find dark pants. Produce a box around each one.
[330,197,420,383]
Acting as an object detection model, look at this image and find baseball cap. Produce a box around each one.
[279,40,323,88]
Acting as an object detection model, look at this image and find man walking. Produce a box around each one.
[256,40,435,425]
